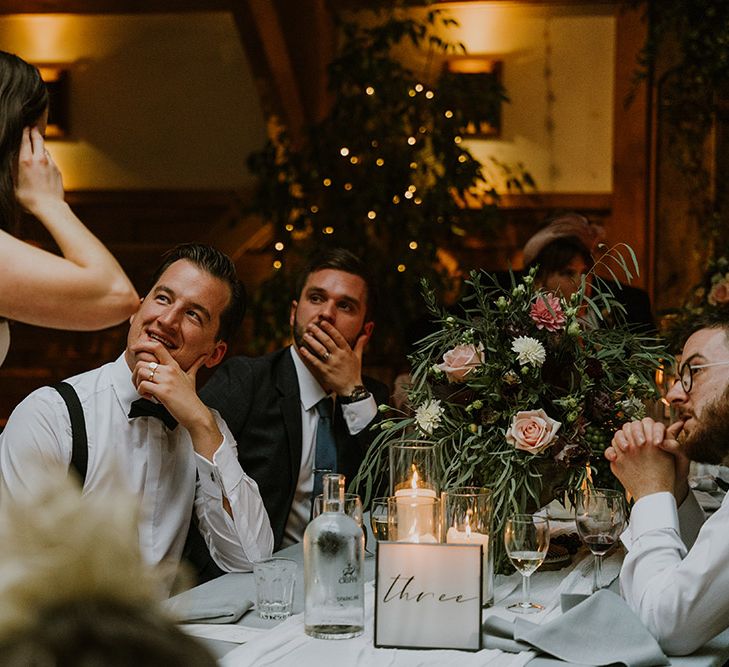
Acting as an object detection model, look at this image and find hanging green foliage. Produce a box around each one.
[245,5,533,359]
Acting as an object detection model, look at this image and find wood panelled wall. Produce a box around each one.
[0,189,611,424]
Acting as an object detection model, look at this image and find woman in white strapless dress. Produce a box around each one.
[0,52,138,357]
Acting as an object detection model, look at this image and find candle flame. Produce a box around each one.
[581,463,593,491]
[410,466,419,490]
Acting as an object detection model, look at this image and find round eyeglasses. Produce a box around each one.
[679,359,729,393]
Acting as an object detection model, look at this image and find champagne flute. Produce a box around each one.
[370,496,389,541]
[575,488,626,593]
[504,514,550,614]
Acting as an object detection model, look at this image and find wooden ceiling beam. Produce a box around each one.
[0,1,232,12]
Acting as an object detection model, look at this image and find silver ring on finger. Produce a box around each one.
[323,351,330,362]
[148,361,159,380]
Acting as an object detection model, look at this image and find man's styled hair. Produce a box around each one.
[0,51,49,231]
[151,243,246,343]
[295,248,377,319]
[684,312,729,346]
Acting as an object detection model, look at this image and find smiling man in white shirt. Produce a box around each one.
[0,243,273,588]
[606,316,729,654]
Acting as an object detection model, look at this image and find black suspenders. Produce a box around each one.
[52,382,88,484]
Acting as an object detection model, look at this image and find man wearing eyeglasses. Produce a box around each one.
[605,318,729,655]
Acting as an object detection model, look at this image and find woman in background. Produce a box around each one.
[523,212,655,332]
[0,51,138,365]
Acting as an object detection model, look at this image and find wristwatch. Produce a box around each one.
[338,385,372,404]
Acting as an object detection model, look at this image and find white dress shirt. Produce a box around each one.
[0,354,273,582]
[282,346,377,547]
[620,489,728,655]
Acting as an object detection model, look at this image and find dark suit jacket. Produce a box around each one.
[199,347,388,552]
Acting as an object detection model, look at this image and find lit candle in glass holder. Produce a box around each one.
[444,487,493,605]
[391,468,439,542]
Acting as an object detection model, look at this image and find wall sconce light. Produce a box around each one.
[442,56,504,139]
[36,64,70,139]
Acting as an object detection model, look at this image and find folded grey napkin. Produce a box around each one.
[483,590,669,667]
[164,574,254,624]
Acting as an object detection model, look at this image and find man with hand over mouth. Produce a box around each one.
[196,248,388,563]
[606,315,729,654]
[0,244,272,589]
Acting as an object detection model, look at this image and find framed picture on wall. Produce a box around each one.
[36,65,70,139]
[441,56,505,139]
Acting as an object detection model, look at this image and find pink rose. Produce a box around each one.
[506,409,561,454]
[436,343,484,383]
[530,293,566,332]
[708,277,729,305]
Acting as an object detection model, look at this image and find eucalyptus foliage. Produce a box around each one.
[353,247,667,573]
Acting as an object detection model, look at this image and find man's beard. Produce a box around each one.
[683,383,729,465]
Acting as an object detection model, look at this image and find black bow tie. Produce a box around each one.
[128,398,178,430]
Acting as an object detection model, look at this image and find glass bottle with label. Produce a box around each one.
[304,473,364,639]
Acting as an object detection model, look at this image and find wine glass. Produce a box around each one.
[370,496,389,541]
[504,513,550,614]
[312,492,363,526]
[575,488,626,593]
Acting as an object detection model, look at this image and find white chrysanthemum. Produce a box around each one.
[414,399,444,435]
[511,336,546,367]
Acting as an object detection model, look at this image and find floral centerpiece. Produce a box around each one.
[353,250,666,572]
[664,254,729,353]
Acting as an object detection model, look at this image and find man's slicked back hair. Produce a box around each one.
[295,248,377,320]
[151,243,245,343]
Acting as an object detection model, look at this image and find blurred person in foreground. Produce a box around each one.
[605,313,729,654]
[0,243,272,589]
[0,474,217,667]
[0,51,138,366]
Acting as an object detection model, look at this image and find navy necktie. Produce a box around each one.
[313,397,337,500]
[128,398,178,430]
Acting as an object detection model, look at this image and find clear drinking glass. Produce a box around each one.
[312,492,363,526]
[253,557,297,619]
[370,496,389,541]
[575,488,626,593]
[504,513,550,614]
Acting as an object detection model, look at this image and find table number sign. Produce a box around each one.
[374,542,483,651]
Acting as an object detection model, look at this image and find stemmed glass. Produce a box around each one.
[504,513,550,614]
[370,497,389,541]
[312,492,363,525]
[575,488,626,593]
